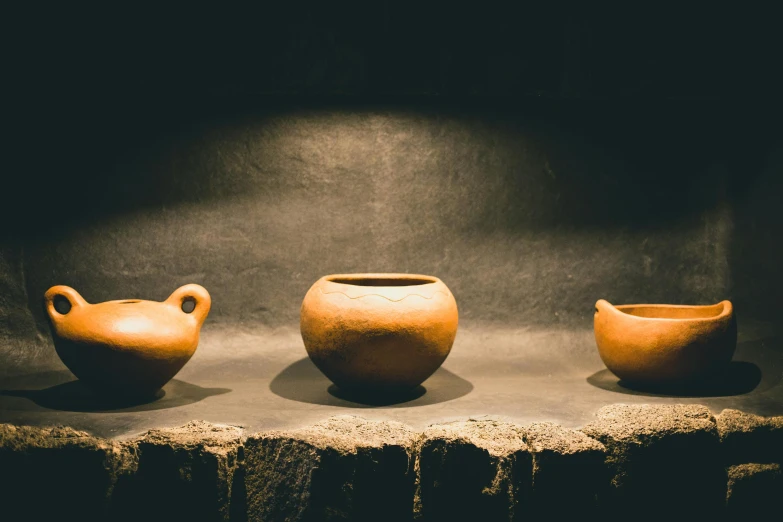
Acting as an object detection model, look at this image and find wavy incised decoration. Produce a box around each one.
[318,286,451,302]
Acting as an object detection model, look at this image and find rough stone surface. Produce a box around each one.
[0,423,136,522]
[726,463,783,517]
[4,409,783,520]
[111,420,244,522]
[716,408,783,464]
[581,404,726,517]
[522,422,606,517]
[416,417,531,522]
[244,415,418,522]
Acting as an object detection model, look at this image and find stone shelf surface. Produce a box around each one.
[1,323,782,439]
[1,323,783,520]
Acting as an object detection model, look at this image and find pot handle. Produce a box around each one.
[594,299,613,315]
[44,285,88,323]
[166,284,212,325]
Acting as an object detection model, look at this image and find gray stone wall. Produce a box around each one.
[5,101,778,346]
[4,4,783,369]
[2,405,782,521]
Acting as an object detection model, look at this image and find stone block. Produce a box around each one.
[716,408,783,464]
[522,421,606,516]
[0,423,134,522]
[111,420,244,522]
[415,418,531,522]
[726,463,782,517]
[580,404,725,517]
[244,415,418,522]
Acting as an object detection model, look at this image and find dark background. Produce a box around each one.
[2,2,782,362]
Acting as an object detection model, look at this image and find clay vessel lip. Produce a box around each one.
[596,299,733,322]
[323,273,440,288]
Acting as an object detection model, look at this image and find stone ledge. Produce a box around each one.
[524,421,605,517]
[726,463,783,517]
[581,404,726,517]
[244,416,418,522]
[1,405,782,521]
[416,418,530,521]
[716,408,783,464]
[0,424,136,522]
[111,420,244,522]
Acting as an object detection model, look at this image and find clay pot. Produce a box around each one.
[44,284,211,397]
[594,299,737,384]
[300,273,459,392]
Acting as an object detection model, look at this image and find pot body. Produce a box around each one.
[44,284,211,397]
[300,274,459,392]
[594,299,737,383]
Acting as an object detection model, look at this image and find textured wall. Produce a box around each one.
[5,1,783,361]
[2,98,779,351]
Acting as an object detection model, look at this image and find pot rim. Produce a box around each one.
[322,273,441,288]
[596,299,733,322]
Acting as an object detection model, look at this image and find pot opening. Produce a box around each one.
[53,295,72,315]
[328,276,435,287]
[618,302,726,319]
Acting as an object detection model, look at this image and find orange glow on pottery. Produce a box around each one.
[594,299,737,383]
[44,284,211,397]
[300,273,459,392]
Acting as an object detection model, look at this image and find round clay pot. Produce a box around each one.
[44,284,211,397]
[300,273,459,392]
[594,299,737,384]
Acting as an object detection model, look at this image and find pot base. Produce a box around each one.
[328,383,427,405]
[54,339,187,399]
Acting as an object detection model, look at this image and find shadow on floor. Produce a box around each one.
[269,357,473,407]
[586,361,765,397]
[0,370,231,412]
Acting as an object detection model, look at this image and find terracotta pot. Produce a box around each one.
[594,299,737,383]
[44,284,211,397]
[300,273,459,392]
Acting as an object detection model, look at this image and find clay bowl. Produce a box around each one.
[300,273,459,393]
[594,299,737,384]
[44,284,211,398]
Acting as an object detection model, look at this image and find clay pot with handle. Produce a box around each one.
[44,284,211,398]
